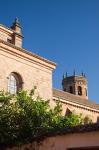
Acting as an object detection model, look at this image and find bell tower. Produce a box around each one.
[62,71,88,99]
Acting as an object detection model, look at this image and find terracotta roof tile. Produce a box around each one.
[53,88,99,110]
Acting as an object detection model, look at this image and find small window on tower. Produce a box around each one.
[70,86,73,94]
[85,88,87,96]
[7,38,12,43]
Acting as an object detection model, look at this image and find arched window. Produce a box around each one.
[78,86,82,96]
[8,72,23,94]
[65,108,72,116]
[69,86,73,94]
[84,116,89,124]
[84,116,92,124]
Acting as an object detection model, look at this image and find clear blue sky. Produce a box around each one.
[0,0,99,102]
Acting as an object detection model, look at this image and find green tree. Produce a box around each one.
[0,88,84,147]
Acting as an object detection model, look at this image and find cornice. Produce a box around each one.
[0,39,56,70]
[0,24,13,33]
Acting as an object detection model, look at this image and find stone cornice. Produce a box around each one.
[53,96,99,113]
[0,24,13,33]
[0,24,24,39]
[0,39,56,70]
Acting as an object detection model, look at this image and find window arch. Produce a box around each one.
[78,86,82,96]
[8,72,23,94]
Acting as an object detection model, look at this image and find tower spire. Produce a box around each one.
[11,17,22,34]
[66,72,68,77]
[13,17,21,28]
[81,71,84,76]
[63,74,65,79]
[73,69,76,76]
[14,17,20,25]
[11,17,23,48]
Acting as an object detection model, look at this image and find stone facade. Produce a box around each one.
[0,19,56,100]
[0,18,99,123]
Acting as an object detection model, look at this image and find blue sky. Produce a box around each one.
[0,0,99,102]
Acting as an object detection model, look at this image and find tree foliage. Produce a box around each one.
[0,89,84,146]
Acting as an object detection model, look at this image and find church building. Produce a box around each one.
[0,18,99,122]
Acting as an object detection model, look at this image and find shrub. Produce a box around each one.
[0,88,84,146]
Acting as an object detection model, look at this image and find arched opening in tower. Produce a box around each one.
[78,86,82,96]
